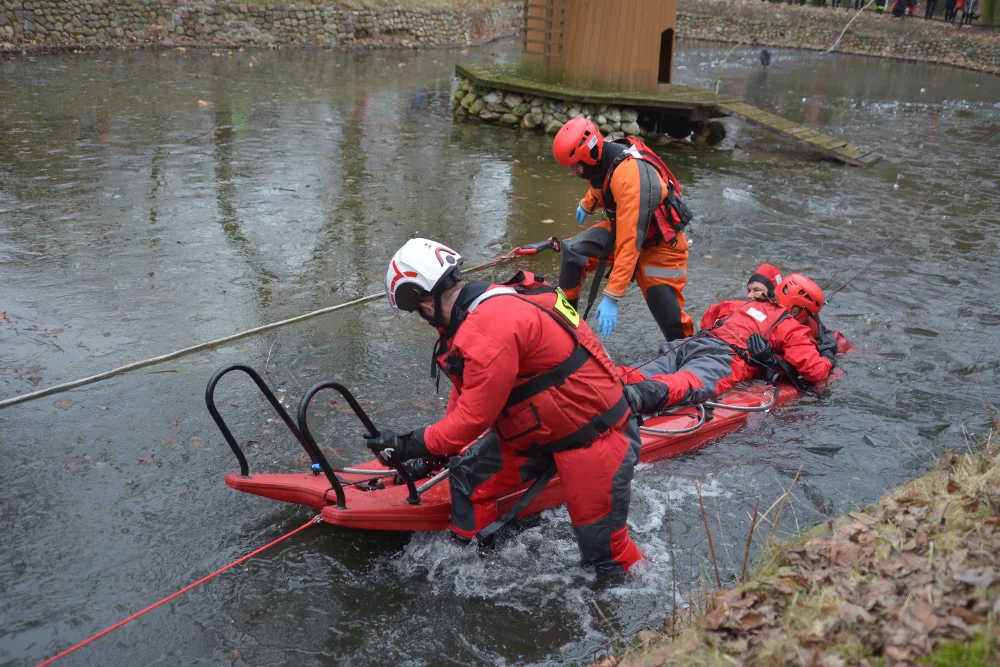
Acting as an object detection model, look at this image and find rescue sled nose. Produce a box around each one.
[207,363,423,513]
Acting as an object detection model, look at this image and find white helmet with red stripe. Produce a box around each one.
[385,238,464,317]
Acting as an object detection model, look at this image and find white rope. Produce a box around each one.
[827,0,877,53]
[0,292,383,410]
[714,40,745,95]
[0,252,524,410]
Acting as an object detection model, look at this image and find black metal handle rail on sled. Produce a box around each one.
[205,363,421,511]
[297,380,421,506]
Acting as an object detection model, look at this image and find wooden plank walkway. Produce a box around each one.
[456,62,742,110]
[456,63,883,168]
[714,100,881,167]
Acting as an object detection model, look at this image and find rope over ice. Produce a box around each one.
[0,252,525,410]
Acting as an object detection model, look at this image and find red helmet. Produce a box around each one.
[552,117,603,167]
[776,273,824,320]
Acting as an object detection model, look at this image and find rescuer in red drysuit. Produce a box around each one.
[619,268,837,414]
[365,238,643,573]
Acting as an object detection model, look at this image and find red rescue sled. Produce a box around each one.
[207,362,822,533]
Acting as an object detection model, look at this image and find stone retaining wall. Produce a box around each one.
[3,0,997,70]
[679,0,1000,74]
[0,0,522,49]
[453,75,666,139]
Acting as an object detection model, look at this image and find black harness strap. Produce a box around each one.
[582,231,616,322]
[717,307,815,393]
[519,395,630,457]
[476,459,557,543]
[505,346,591,408]
[471,280,608,411]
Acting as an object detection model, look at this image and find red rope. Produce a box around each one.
[34,515,321,667]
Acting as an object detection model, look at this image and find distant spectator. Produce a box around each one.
[891,0,907,16]
[925,0,939,16]
[952,0,966,21]
[961,0,979,24]
[944,0,958,18]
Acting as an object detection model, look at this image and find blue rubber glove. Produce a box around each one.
[576,204,590,225]
[594,298,618,336]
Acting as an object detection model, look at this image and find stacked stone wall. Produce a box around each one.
[452,75,663,139]
[679,0,1000,74]
[2,0,998,73]
[0,0,522,49]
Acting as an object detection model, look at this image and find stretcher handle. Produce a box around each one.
[205,364,316,478]
[511,236,561,256]
[297,381,420,507]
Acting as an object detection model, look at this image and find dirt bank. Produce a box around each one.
[603,429,1000,666]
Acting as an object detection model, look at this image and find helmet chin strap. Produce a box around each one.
[429,290,446,328]
[427,289,448,385]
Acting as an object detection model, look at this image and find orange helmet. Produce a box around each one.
[552,117,603,167]
[776,274,824,321]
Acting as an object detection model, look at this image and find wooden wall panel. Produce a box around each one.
[521,0,677,91]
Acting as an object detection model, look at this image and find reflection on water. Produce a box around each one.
[1,39,999,667]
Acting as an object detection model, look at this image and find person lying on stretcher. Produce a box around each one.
[619,265,841,415]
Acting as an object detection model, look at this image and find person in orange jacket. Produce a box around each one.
[367,238,643,572]
[552,117,695,341]
[619,268,836,414]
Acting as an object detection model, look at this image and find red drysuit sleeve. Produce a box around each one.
[772,319,833,384]
[423,315,520,456]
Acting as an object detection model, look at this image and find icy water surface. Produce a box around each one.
[1,39,999,666]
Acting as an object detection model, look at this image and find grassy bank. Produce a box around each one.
[603,430,1000,666]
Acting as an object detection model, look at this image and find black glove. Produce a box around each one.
[813,316,838,367]
[365,427,431,465]
[746,334,781,383]
[623,381,672,415]
[396,455,448,483]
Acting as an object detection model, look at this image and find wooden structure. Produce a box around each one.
[522,0,677,91]
[456,62,884,167]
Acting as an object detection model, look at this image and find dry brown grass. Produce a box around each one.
[599,429,1000,667]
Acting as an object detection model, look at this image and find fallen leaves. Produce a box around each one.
[630,432,1000,667]
[62,455,89,473]
[198,99,208,106]
[188,437,209,450]
[949,563,997,587]
[54,401,73,409]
